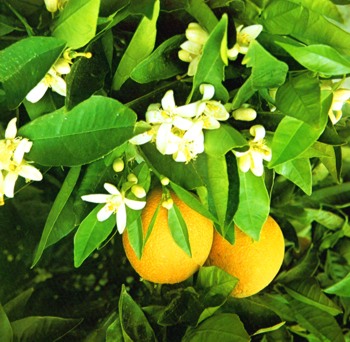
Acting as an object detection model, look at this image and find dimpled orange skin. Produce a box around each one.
[207,216,285,298]
[122,188,214,284]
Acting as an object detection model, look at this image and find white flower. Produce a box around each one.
[178,23,209,76]
[81,183,146,234]
[233,125,272,177]
[0,171,5,206]
[26,58,71,103]
[227,24,263,60]
[0,118,43,200]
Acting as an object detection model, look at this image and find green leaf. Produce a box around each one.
[261,0,350,56]
[196,266,238,299]
[170,181,218,223]
[11,316,82,342]
[3,288,34,321]
[74,205,116,267]
[289,300,345,342]
[283,278,342,316]
[32,167,80,267]
[168,202,192,257]
[118,285,157,342]
[182,313,250,342]
[18,96,137,166]
[277,41,350,75]
[324,272,350,297]
[275,73,321,128]
[233,170,270,240]
[112,0,160,90]
[0,304,13,342]
[296,0,342,22]
[204,124,248,156]
[52,0,100,49]
[131,35,186,83]
[190,14,228,102]
[106,318,124,342]
[125,215,143,260]
[0,36,66,109]
[274,158,312,195]
[269,117,325,167]
[184,0,218,32]
[304,208,344,230]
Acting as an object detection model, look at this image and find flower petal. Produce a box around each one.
[4,172,18,198]
[18,164,43,181]
[250,125,266,141]
[200,84,215,101]
[161,90,176,111]
[116,202,127,234]
[104,183,120,195]
[97,204,114,221]
[26,80,49,103]
[53,58,71,75]
[173,102,202,118]
[180,40,203,55]
[51,74,67,96]
[129,131,153,145]
[81,194,111,203]
[5,118,17,139]
[124,197,146,210]
[13,139,32,164]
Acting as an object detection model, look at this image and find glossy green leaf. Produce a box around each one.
[170,181,218,223]
[274,158,312,195]
[74,204,116,267]
[283,278,342,316]
[118,285,157,342]
[276,73,321,127]
[0,36,66,109]
[125,215,143,259]
[289,300,345,342]
[304,208,344,230]
[182,313,250,342]
[306,182,350,207]
[269,117,324,167]
[11,316,81,342]
[168,202,192,257]
[190,14,228,102]
[297,0,343,22]
[32,167,81,267]
[52,0,100,49]
[3,288,34,321]
[0,304,13,342]
[112,0,160,90]
[261,0,350,55]
[184,0,218,32]
[324,272,350,297]
[277,42,350,75]
[233,170,270,240]
[204,124,248,156]
[196,266,238,298]
[18,96,137,166]
[106,317,123,342]
[131,35,186,83]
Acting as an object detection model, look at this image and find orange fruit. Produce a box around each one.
[207,216,285,298]
[123,187,214,284]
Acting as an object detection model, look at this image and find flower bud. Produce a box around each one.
[232,107,257,121]
[162,198,173,210]
[127,173,138,184]
[131,184,146,198]
[113,158,124,173]
[160,176,170,186]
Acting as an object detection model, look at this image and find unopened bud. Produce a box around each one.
[160,176,170,186]
[131,184,146,198]
[232,107,257,121]
[127,173,138,184]
[113,158,124,172]
[162,198,173,210]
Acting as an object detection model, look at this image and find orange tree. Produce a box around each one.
[1,0,350,341]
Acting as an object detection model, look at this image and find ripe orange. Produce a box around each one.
[207,216,285,298]
[122,188,214,284]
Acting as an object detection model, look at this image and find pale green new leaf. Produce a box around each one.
[112,0,160,90]
[18,96,137,166]
[52,0,100,49]
[168,203,192,257]
[32,166,81,267]
[324,272,350,297]
[74,204,116,267]
[274,158,312,195]
[0,36,66,110]
[0,304,13,342]
[294,0,342,22]
[233,169,270,240]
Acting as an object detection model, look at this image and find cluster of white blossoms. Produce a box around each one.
[233,125,272,177]
[321,80,350,125]
[130,84,230,163]
[178,22,263,76]
[81,170,147,234]
[0,118,43,205]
